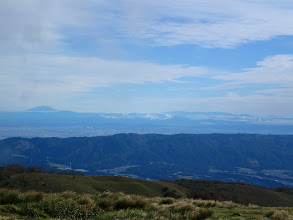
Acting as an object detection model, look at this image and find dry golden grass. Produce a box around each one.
[266,209,293,220]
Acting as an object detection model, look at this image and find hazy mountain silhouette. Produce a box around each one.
[27,106,57,112]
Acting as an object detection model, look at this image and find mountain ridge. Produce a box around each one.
[1,133,293,188]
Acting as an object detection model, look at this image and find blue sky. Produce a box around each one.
[1,0,293,116]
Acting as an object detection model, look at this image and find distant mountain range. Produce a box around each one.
[1,133,293,188]
[1,106,293,138]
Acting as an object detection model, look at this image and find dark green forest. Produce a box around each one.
[1,134,293,187]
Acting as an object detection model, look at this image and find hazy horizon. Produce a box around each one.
[1,105,291,118]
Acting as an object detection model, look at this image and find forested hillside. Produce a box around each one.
[1,134,293,187]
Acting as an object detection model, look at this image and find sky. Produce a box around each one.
[1,0,293,116]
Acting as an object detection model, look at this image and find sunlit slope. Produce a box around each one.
[174,179,293,207]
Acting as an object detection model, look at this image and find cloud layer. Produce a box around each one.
[0,54,211,110]
[1,1,293,116]
[215,54,293,86]
[2,0,293,49]
[0,53,293,115]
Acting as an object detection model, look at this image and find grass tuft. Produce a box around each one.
[114,195,148,210]
[76,196,95,207]
[186,208,214,220]
[266,209,293,220]
[160,197,174,204]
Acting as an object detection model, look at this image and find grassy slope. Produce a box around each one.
[2,171,293,207]
[1,189,293,220]
[174,180,293,207]
[0,173,187,198]
[2,165,293,207]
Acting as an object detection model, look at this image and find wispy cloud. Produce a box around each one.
[0,54,211,110]
[215,54,293,86]
[0,54,210,87]
[110,0,293,48]
[1,1,293,115]
[1,53,293,115]
[2,1,293,50]
[256,87,293,97]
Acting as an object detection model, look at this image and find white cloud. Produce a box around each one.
[1,0,293,115]
[1,53,293,115]
[0,54,211,110]
[114,0,293,47]
[0,53,209,86]
[1,53,293,114]
[256,87,293,97]
[0,0,103,51]
[120,54,293,116]
[1,0,293,50]
[215,54,293,86]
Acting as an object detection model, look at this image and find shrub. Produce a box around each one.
[94,191,120,211]
[266,209,293,220]
[160,198,174,205]
[146,202,160,212]
[0,190,44,205]
[162,187,181,199]
[0,204,21,214]
[36,196,103,219]
[0,190,22,205]
[219,200,237,208]
[114,196,147,210]
[169,203,196,214]
[96,198,114,211]
[23,191,44,203]
[59,191,77,199]
[77,196,95,207]
[248,203,259,208]
[186,208,214,220]
[19,204,47,218]
[193,199,217,207]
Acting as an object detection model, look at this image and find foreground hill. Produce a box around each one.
[0,165,187,198]
[2,188,293,220]
[173,179,293,207]
[1,134,293,187]
[1,165,293,207]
